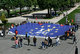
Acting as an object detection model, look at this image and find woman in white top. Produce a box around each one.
[56,36,60,46]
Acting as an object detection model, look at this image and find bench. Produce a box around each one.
[33,13,48,18]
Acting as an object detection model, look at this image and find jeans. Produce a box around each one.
[15,44,18,48]
[20,42,22,47]
[44,44,48,48]
[56,42,58,46]
[34,43,36,46]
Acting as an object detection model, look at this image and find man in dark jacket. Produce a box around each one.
[49,38,52,47]
[27,36,30,45]
[33,36,37,46]
[19,37,23,47]
[73,36,76,44]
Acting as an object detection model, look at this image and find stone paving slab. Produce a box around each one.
[0,29,80,54]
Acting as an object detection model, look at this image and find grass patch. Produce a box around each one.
[58,6,80,24]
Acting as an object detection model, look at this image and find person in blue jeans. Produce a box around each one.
[44,39,48,48]
[19,37,23,47]
[41,41,45,49]
[15,38,18,49]
[56,36,60,46]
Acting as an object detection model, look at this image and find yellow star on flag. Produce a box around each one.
[55,31,58,33]
[47,28,51,31]
[29,32,32,33]
[44,34,46,35]
[56,29,58,30]
[53,26,56,28]
[48,25,51,27]
[35,28,38,29]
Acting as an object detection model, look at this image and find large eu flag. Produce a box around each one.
[10,22,73,38]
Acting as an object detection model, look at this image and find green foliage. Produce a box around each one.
[32,0,37,5]
[0,0,80,18]
[37,0,52,9]
[0,13,8,24]
[24,0,32,7]
[58,6,80,24]
[0,13,6,21]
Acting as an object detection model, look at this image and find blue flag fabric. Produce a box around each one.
[10,22,73,37]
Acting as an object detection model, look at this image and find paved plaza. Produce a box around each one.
[0,29,80,54]
[0,1,80,54]
[0,3,80,54]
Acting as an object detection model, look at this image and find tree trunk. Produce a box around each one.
[48,8,50,15]
[20,7,22,15]
[50,8,52,17]
[47,8,50,18]
[63,6,65,11]
[7,9,10,17]
[14,7,16,17]
[29,7,30,12]
[34,5,36,11]
[2,25,5,37]
[54,10,56,16]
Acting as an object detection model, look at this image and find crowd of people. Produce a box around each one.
[13,31,62,49]
[65,24,78,44]
[9,20,79,50]
[13,35,37,49]
[14,36,23,48]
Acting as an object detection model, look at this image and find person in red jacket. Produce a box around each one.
[15,30,18,35]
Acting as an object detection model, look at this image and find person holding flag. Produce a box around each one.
[27,36,30,45]
[11,24,14,28]
[15,30,18,35]
[56,36,60,46]
[36,16,37,21]
[25,32,27,40]
[72,19,74,23]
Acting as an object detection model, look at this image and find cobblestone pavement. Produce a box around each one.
[0,29,80,54]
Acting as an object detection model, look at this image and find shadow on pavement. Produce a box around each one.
[24,43,34,46]
[27,49,31,51]
[11,45,15,49]
[67,42,73,45]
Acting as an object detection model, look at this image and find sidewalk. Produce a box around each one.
[6,3,80,24]
[0,29,80,54]
[28,4,80,23]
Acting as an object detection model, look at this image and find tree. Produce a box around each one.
[37,0,52,17]
[70,0,76,7]
[51,0,59,15]
[32,0,38,11]
[15,0,25,15]
[0,13,8,24]
[0,13,8,37]
[24,0,33,12]
[0,0,14,17]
